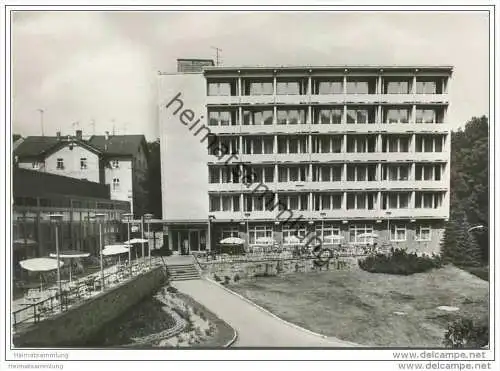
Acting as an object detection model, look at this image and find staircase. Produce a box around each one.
[167,264,200,281]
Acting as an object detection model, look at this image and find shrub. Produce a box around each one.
[224,276,231,285]
[443,317,489,348]
[358,248,443,275]
[166,286,178,294]
[233,274,240,282]
[213,274,221,282]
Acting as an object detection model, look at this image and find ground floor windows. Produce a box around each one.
[349,224,374,244]
[390,223,407,241]
[282,227,307,244]
[315,224,341,240]
[416,225,432,241]
[221,227,239,239]
[248,225,273,245]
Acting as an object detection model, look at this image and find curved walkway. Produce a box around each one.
[172,279,356,347]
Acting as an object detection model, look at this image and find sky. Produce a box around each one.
[12,10,490,141]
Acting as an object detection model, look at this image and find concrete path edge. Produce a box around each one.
[204,277,360,347]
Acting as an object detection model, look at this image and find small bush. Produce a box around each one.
[166,286,178,294]
[233,274,240,282]
[443,317,489,348]
[213,274,221,282]
[358,248,443,275]
[224,276,231,285]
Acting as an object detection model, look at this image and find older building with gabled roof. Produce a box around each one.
[14,130,149,217]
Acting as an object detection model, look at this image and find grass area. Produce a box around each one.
[228,265,488,347]
[461,266,489,282]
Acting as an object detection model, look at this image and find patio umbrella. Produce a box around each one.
[323,235,344,243]
[49,250,90,282]
[123,238,148,244]
[102,245,130,264]
[284,235,302,245]
[220,237,245,245]
[19,258,64,291]
[13,238,37,245]
[255,236,275,245]
[357,233,378,239]
[124,238,149,260]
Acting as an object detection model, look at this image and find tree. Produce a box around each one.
[444,116,489,263]
[442,202,482,267]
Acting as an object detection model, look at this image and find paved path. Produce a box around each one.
[172,279,356,347]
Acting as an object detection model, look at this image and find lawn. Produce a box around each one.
[227,265,489,347]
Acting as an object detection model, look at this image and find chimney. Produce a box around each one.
[105,131,110,141]
[76,129,82,140]
[56,132,61,140]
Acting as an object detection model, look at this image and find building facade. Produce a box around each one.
[159,63,452,255]
[14,132,149,217]
[12,168,130,276]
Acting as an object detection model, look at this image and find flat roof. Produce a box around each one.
[204,64,453,73]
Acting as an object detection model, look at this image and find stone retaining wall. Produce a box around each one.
[199,257,358,281]
[13,266,168,347]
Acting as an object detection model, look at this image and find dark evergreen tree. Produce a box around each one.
[444,116,489,264]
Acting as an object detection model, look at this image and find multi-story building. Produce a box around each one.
[159,61,452,255]
[12,168,130,276]
[14,131,149,217]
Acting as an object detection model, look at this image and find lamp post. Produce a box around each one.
[144,213,153,268]
[122,212,133,274]
[208,215,215,254]
[320,212,327,242]
[244,212,251,248]
[385,211,392,244]
[49,213,63,311]
[93,213,106,290]
[140,215,145,264]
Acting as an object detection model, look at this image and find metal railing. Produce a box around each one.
[194,243,393,264]
[12,259,164,331]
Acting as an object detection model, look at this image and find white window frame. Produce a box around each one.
[282,227,307,245]
[349,224,374,244]
[416,225,432,241]
[390,223,407,241]
[56,158,64,170]
[315,224,341,240]
[249,225,273,245]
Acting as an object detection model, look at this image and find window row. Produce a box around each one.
[208,135,446,155]
[208,192,445,212]
[220,223,432,244]
[207,77,447,96]
[207,106,446,126]
[208,164,446,183]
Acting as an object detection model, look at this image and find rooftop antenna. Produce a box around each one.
[90,119,96,135]
[211,46,222,66]
[37,109,45,136]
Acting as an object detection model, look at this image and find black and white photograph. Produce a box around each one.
[1,2,497,370]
